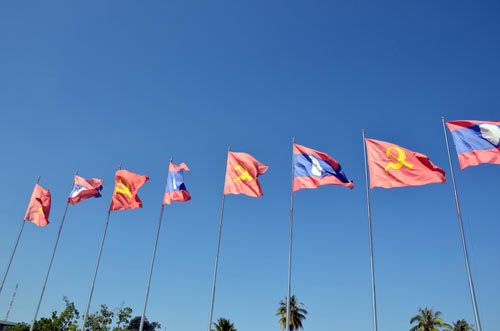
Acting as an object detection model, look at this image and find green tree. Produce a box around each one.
[113,304,133,331]
[212,318,237,331]
[410,307,450,331]
[445,320,474,331]
[275,295,308,331]
[4,322,29,331]
[85,304,114,331]
[127,316,161,331]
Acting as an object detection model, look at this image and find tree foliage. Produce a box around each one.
[410,307,450,331]
[275,295,308,331]
[127,316,160,331]
[211,317,237,331]
[444,320,475,331]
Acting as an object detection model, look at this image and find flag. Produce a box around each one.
[24,184,51,227]
[68,175,103,205]
[366,138,446,189]
[293,143,354,191]
[223,151,269,197]
[445,120,500,169]
[110,169,149,211]
[163,162,191,205]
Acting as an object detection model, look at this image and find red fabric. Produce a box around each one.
[458,147,500,169]
[110,169,149,211]
[24,184,51,227]
[169,162,190,172]
[68,175,103,205]
[293,175,354,191]
[445,120,500,132]
[223,151,269,197]
[163,190,191,205]
[366,138,446,189]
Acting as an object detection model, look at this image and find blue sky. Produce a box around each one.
[1,1,500,330]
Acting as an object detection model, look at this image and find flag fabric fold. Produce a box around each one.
[24,184,51,227]
[163,162,191,205]
[223,151,269,197]
[68,175,103,205]
[110,169,149,211]
[293,143,353,191]
[445,120,500,169]
[365,138,446,189]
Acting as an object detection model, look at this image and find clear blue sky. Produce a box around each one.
[1,1,499,330]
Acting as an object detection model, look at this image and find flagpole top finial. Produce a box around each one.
[74,170,79,176]
[228,145,231,151]
[170,156,173,162]
[441,116,445,120]
[362,129,365,133]
[36,176,41,184]
[118,162,122,170]
[292,137,295,143]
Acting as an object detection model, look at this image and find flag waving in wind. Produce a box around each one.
[69,175,103,205]
[445,120,500,169]
[110,170,149,211]
[366,138,446,189]
[163,162,191,205]
[293,144,354,191]
[224,151,269,197]
[24,184,51,227]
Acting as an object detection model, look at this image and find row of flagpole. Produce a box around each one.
[0,117,496,331]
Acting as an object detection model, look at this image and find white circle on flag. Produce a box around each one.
[310,156,323,176]
[479,124,500,146]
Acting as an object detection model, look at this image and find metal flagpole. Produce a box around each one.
[0,176,40,297]
[285,137,295,331]
[208,146,230,331]
[29,171,78,331]
[362,130,378,331]
[139,156,172,331]
[441,116,482,331]
[81,162,121,331]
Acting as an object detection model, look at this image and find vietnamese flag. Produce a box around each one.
[110,169,149,211]
[223,151,269,197]
[366,138,446,189]
[24,184,51,227]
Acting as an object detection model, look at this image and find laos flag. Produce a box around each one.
[163,162,191,205]
[68,175,103,205]
[293,144,354,192]
[446,120,500,169]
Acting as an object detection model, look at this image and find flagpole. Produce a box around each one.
[81,162,121,331]
[139,156,172,331]
[29,171,78,331]
[285,137,295,331]
[208,146,230,331]
[362,130,378,331]
[441,116,482,331]
[0,176,40,297]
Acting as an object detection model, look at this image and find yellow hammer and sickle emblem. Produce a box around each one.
[38,207,43,214]
[115,179,133,198]
[384,146,414,172]
[233,165,253,182]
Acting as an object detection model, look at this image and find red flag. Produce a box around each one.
[110,170,149,211]
[223,151,269,197]
[24,184,51,227]
[366,138,446,189]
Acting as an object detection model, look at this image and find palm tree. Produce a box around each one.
[444,320,474,331]
[275,295,308,330]
[410,307,450,331]
[212,317,237,331]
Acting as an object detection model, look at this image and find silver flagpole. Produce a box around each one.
[362,130,378,331]
[208,146,230,331]
[285,137,295,331]
[81,162,121,331]
[139,156,173,331]
[0,176,40,297]
[29,171,78,331]
[441,116,482,331]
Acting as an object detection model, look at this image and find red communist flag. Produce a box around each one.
[223,151,269,197]
[110,169,149,211]
[366,138,446,189]
[24,184,51,227]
